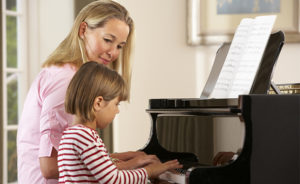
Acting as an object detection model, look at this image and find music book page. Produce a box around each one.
[210,15,277,99]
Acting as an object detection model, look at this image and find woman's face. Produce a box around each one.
[80,18,130,65]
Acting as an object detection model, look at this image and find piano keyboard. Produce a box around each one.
[158,169,186,184]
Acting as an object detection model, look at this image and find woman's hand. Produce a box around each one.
[213,151,235,166]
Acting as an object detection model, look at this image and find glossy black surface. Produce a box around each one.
[142,95,300,184]
[148,98,239,109]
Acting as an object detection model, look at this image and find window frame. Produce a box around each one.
[2,0,28,183]
[0,0,3,183]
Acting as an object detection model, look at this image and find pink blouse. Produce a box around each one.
[17,64,76,184]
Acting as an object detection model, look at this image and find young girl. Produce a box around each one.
[58,62,182,183]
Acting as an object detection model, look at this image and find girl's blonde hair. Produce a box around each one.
[43,0,134,95]
[65,61,128,123]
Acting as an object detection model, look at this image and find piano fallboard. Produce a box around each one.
[148,98,239,109]
[147,98,241,117]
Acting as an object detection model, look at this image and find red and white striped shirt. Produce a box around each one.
[58,124,148,183]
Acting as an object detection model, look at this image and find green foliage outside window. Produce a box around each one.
[6,1,18,182]
[6,16,17,68]
[7,131,17,182]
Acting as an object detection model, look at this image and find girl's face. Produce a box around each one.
[94,96,120,129]
[79,18,130,65]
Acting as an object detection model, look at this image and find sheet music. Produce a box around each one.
[210,15,277,98]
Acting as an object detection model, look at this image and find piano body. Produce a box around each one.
[139,31,299,183]
[142,95,300,184]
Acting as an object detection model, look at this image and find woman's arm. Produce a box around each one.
[39,148,59,179]
[38,67,76,179]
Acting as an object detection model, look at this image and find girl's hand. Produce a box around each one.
[115,154,160,170]
[145,159,182,179]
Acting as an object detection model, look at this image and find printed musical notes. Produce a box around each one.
[210,15,277,98]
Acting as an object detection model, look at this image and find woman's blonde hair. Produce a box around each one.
[43,0,134,95]
[65,61,128,123]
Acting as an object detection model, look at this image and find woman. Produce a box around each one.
[17,1,159,183]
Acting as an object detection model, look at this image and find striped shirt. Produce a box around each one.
[58,125,148,183]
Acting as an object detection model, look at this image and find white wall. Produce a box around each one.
[27,0,74,82]
[113,0,300,153]
[113,0,221,152]
[31,0,300,154]
[273,43,300,83]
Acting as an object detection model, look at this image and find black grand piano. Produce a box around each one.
[140,31,300,184]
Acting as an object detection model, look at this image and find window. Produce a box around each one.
[2,0,27,183]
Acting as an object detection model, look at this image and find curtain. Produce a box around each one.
[74,0,95,15]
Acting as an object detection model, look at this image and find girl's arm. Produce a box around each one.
[110,151,146,161]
